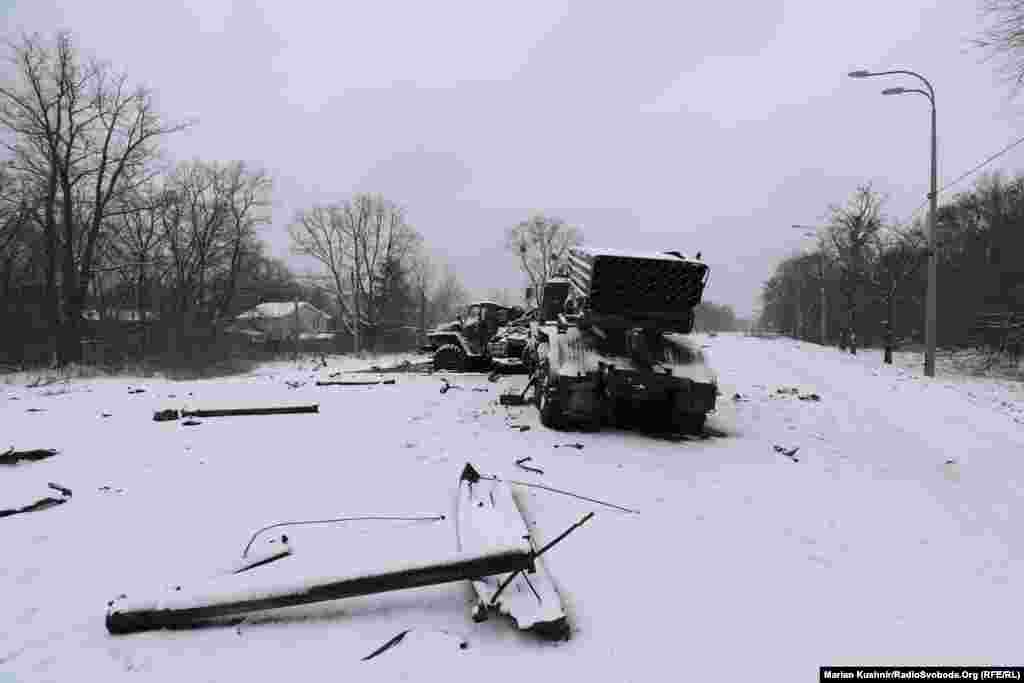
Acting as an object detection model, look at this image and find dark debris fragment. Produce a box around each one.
[0,448,59,465]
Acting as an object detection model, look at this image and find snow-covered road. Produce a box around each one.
[1,336,1021,681]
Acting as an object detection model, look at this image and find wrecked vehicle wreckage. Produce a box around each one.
[523,247,718,434]
[422,301,527,373]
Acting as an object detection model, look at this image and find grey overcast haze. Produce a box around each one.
[3,0,1021,317]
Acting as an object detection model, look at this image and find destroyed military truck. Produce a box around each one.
[486,311,535,373]
[526,247,717,433]
[424,301,525,371]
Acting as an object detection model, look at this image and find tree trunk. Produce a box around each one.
[351,269,361,354]
[883,291,895,365]
[847,289,857,355]
[419,288,427,347]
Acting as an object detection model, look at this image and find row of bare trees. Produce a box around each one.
[0,32,295,366]
[761,177,1024,362]
[1,32,472,365]
[1,32,183,363]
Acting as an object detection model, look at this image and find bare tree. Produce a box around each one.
[289,205,353,339]
[976,0,1024,90]
[289,194,420,352]
[824,185,885,354]
[151,160,269,357]
[505,213,582,296]
[870,224,927,363]
[430,264,469,325]
[0,32,188,363]
[407,253,434,346]
[211,162,272,319]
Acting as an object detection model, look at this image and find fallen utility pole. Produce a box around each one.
[106,546,532,635]
[180,404,319,418]
[315,379,396,387]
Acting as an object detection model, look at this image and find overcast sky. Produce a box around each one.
[4,0,1023,316]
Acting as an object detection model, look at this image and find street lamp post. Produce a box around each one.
[848,68,938,378]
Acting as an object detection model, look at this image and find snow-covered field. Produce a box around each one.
[2,334,1022,681]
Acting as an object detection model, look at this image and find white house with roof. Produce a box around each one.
[233,302,333,342]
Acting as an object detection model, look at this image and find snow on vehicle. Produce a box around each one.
[527,247,717,433]
[423,301,524,372]
[486,310,536,373]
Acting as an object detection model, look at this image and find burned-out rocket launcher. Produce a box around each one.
[565,247,710,335]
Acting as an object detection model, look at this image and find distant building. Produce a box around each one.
[233,302,333,342]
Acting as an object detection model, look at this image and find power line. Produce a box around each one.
[905,131,1024,222]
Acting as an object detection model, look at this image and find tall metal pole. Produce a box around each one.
[847,68,938,377]
[925,99,938,377]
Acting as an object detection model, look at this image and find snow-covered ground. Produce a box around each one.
[2,334,1022,681]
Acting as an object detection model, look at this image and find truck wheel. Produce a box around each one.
[433,344,467,372]
[538,375,566,430]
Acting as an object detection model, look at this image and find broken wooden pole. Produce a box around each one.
[315,379,396,387]
[180,404,319,418]
[106,546,533,635]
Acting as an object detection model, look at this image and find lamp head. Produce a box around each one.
[882,87,907,95]
[848,70,872,78]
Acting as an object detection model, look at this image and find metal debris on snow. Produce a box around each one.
[0,448,59,465]
[773,445,800,462]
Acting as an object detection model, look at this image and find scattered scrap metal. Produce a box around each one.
[0,448,58,465]
[439,378,462,394]
[362,629,412,661]
[498,376,536,406]
[1,482,72,518]
[48,482,72,497]
[361,629,468,662]
[773,445,800,462]
[515,457,544,475]
[348,359,433,375]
